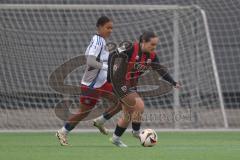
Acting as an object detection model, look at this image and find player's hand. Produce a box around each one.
[174,82,181,89]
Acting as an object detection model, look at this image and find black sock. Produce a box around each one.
[114,125,127,137]
[103,112,112,120]
[132,122,141,132]
[64,122,75,131]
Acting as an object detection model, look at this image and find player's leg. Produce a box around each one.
[94,87,131,127]
[131,96,144,138]
[120,88,144,138]
[110,92,144,147]
[120,92,144,138]
[110,104,132,147]
[94,95,144,137]
[56,103,96,146]
[93,102,122,134]
[93,82,121,134]
[56,85,99,146]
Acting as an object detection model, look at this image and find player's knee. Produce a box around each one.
[122,111,131,123]
[135,98,144,113]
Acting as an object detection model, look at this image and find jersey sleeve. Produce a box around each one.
[107,50,130,98]
[122,45,134,59]
[86,35,103,57]
[151,55,177,86]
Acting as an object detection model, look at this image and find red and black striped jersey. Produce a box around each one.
[123,42,176,87]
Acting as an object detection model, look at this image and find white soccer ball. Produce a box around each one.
[139,129,158,147]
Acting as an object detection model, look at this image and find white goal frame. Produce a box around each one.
[0,4,228,130]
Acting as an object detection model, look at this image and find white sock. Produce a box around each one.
[112,133,120,141]
[95,115,107,124]
[60,126,70,134]
[132,130,140,135]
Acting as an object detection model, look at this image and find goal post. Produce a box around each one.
[172,6,228,128]
[198,7,228,128]
[0,4,228,130]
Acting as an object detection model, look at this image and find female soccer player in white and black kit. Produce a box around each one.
[56,16,122,146]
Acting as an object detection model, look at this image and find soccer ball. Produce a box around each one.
[139,129,158,147]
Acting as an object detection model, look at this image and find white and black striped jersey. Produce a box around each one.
[81,34,109,88]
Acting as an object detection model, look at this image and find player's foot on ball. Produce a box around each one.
[110,137,128,147]
[56,131,68,146]
[132,130,140,139]
[93,119,109,135]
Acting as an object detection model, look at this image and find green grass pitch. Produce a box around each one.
[0,132,239,160]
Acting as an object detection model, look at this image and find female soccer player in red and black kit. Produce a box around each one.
[94,31,181,147]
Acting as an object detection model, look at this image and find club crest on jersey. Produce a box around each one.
[134,63,150,72]
[135,55,139,60]
[146,59,152,64]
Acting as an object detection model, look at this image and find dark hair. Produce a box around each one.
[96,16,112,27]
[139,31,157,43]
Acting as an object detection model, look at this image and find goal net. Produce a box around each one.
[0,4,229,130]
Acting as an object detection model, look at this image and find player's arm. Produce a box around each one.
[107,45,131,83]
[150,55,177,86]
[86,55,108,70]
[86,36,108,71]
[107,41,134,80]
[107,45,132,98]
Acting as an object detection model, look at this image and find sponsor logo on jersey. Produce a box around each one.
[134,63,150,72]
[146,59,152,64]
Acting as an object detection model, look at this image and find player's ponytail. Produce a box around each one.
[139,35,143,43]
[139,31,157,43]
